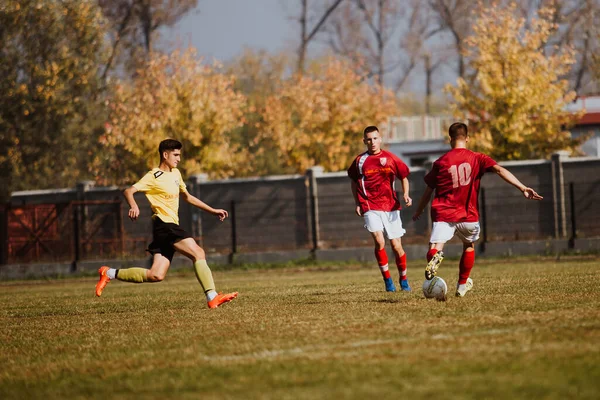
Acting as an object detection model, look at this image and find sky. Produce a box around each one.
[161,0,437,95]
[163,0,301,63]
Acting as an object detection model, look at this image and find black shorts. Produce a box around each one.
[147,217,193,262]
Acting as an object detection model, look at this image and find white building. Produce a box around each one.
[565,96,600,157]
[386,116,454,167]
[387,96,600,167]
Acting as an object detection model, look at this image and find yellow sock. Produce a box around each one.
[116,268,148,283]
[193,260,215,293]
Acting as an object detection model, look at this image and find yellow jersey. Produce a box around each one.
[132,168,187,225]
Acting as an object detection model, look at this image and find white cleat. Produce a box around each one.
[455,278,473,297]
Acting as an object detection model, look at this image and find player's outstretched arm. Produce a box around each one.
[123,186,140,221]
[350,180,362,216]
[401,177,412,207]
[412,186,434,221]
[492,165,543,200]
[181,192,229,221]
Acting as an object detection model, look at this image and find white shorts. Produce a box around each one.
[429,221,480,244]
[363,210,406,240]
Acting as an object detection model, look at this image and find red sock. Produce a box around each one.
[426,248,438,262]
[459,250,475,284]
[395,253,407,281]
[375,248,390,279]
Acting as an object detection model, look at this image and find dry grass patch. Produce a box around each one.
[1,257,599,399]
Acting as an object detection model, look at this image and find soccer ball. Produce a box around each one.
[422,276,448,301]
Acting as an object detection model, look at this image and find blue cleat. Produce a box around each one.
[384,277,396,292]
[400,279,411,292]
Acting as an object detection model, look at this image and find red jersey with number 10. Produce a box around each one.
[347,150,410,213]
[424,148,497,222]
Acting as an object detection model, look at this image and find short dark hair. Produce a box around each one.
[363,126,379,136]
[448,122,468,139]
[158,139,182,159]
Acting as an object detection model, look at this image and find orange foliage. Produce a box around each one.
[258,58,398,173]
[95,49,247,185]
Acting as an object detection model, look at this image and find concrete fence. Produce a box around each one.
[1,152,599,279]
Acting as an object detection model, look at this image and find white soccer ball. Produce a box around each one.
[422,276,448,301]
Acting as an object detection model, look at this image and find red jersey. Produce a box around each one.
[348,150,410,213]
[424,148,497,222]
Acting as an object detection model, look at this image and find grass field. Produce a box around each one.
[1,256,600,399]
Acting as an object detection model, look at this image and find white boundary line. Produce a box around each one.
[201,327,520,363]
[199,323,599,363]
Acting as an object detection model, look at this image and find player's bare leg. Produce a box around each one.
[173,238,237,308]
[145,254,171,281]
[371,231,395,292]
[425,243,445,280]
[390,238,410,291]
[95,254,170,297]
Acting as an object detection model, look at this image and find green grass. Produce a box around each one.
[1,257,600,399]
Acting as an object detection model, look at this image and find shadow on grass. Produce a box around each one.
[374,298,403,304]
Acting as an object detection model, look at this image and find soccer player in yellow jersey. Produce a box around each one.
[95,139,238,309]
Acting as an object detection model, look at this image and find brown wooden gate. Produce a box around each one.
[3,201,124,264]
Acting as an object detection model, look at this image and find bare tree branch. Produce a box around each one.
[101,2,135,81]
[297,0,345,73]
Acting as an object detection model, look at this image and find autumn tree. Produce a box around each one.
[257,58,398,173]
[226,49,290,104]
[96,49,247,185]
[0,0,109,200]
[514,0,600,95]
[225,49,292,175]
[593,31,600,83]
[98,0,198,79]
[428,0,480,79]
[292,0,344,74]
[430,0,600,95]
[325,0,437,91]
[446,3,584,161]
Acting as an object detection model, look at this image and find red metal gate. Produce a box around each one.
[3,201,125,264]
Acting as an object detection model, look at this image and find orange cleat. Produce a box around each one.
[95,266,111,297]
[208,292,238,309]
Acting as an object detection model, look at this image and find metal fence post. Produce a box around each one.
[0,205,8,265]
[229,199,237,264]
[551,151,569,238]
[306,166,324,253]
[304,174,313,248]
[479,187,487,253]
[72,203,80,271]
[423,160,434,239]
[117,201,125,256]
[189,173,208,247]
[569,182,577,249]
[75,180,95,264]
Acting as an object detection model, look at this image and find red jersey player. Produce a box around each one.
[412,122,543,297]
[348,125,413,292]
